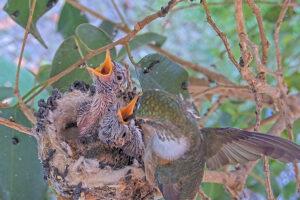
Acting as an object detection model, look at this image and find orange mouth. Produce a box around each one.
[87,50,113,78]
[117,96,139,124]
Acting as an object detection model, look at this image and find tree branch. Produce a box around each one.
[14,0,37,124]
[0,117,32,136]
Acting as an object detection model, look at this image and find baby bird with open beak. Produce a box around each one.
[98,96,144,159]
[77,50,127,137]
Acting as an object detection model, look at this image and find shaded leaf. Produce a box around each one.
[284,71,300,91]
[282,181,296,199]
[3,0,58,48]
[37,64,51,84]
[136,53,190,99]
[117,32,166,61]
[0,107,48,200]
[201,183,231,200]
[0,87,14,101]
[50,24,116,91]
[57,2,88,38]
[99,20,117,39]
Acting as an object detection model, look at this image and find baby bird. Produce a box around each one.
[77,50,127,136]
[98,96,144,159]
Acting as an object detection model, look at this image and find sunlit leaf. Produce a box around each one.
[136,53,189,99]
[57,2,88,38]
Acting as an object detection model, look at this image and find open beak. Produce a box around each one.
[118,96,139,124]
[86,50,113,78]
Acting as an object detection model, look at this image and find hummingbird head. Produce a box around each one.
[86,50,127,92]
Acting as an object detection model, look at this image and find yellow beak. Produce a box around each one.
[117,96,139,124]
[86,50,113,78]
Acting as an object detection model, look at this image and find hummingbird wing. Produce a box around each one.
[202,127,300,170]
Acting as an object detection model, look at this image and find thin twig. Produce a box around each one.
[172,1,300,12]
[263,156,275,200]
[0,117,32,135]
[64,0,235,86]
[26,0,184,100]
[14,0,37,124]
[245,0,269,66]
[111,0,130,30]
[273,0,300,194]
[123,62,133,90]
[246,113,279,131]
[202,0,240,69]
[198,96,226,126]
[125,43,139,66]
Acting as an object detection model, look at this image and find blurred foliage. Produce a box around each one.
[1,0,300,199]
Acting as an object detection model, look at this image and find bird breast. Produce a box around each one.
[151,133,190,161]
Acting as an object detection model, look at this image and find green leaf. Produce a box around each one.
[263,6,295,23]
[57,2,88,38]
[3,0,58,48]
[282,181,296,199]
[284,71,300,91]
[201,183,231,200]
[269,159,286,176]
[37,64,51,84]
[50,24,116,91]
[99,20,117,38]
[0,87,14,101]
[117,32,166,61]
[0,107,48,200]
[136,53,190,99]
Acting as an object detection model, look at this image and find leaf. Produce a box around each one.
[284,71,300,91]
[57,2,88,38]
[136,53,190,99]
[0,107,48,200]
[201,183,231,200]
[37,64,51,84]
[282,181,296,199]
[99,20,117,39]
[3,0,58,48]
[0,87,14,101]
[263,6,295,23]
[50,24,116,92]
[117,32,166,61]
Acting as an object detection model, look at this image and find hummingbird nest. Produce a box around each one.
[33,81,154,200]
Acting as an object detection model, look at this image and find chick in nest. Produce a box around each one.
[98,95,144,159]
[77,50,128,137]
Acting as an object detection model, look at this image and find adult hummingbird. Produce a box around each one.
[131,89,300,200]
[77,50,127,136]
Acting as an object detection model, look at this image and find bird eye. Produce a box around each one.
[117,75,123,81]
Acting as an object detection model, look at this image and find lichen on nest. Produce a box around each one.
[33,81,154,200]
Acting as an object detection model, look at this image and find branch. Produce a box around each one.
[65,0,234,86]
[0,117,32,136]
[245,0,269,66]
[27,0,184,101]
[14,0,37,124]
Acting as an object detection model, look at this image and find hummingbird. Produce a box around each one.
[130,89,300,200]
[77,50,127,136]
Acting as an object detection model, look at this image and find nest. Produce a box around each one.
[33,81,155,200]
